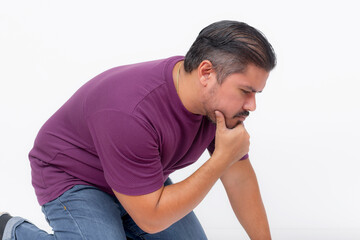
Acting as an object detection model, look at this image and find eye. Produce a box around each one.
[241,89,251,94]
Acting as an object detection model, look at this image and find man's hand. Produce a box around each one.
[213,110,250,167]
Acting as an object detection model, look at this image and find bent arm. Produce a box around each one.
[220,159,271,240]
[114,153,228,233]
[114,110,249,234]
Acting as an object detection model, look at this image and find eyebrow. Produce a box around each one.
[243,86,262,93]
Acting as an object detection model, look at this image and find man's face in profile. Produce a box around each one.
[202,64,269,129]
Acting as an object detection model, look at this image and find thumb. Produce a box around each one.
[215,111,226,129]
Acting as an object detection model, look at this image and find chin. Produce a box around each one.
[227,120,243,129]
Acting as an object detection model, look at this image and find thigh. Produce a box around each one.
[42,185,127,240]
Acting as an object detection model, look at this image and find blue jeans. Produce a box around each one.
[3,179,207,240]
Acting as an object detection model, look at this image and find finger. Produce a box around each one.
[236,121,245,129]
[215,111,226,129]
[235,121,247,132]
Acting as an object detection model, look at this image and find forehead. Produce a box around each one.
[221,64,269,92]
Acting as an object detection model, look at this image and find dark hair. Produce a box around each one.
[184,20,276,83]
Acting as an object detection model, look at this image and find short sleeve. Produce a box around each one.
[207,137,249,160]
[86,110,164,195]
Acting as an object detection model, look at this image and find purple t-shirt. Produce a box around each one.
[29,56,247,205]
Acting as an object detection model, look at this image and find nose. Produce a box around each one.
[244,93,256,112]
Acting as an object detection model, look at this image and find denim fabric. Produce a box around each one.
[3,179,207,240]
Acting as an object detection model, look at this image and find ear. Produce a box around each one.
[197,60,216,87]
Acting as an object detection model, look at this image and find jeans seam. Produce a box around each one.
[56,198,87,240]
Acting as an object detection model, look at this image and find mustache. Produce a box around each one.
[233,111,250,119]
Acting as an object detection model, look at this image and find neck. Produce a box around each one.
[172,61,202,115]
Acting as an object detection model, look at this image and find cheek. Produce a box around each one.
[205,88,244,118]
[219,95,244,113]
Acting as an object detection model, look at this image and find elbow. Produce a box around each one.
[137,218,171,234]
[140,226,163,235]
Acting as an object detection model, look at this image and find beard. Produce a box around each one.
[205,108,249,129]
[201,84,249,129]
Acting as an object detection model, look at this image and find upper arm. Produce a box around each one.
[87,110,167,232]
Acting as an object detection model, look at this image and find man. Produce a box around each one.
[1,20,276,240]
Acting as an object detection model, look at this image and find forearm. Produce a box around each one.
[147,153,229,232]
[221,160,271,240]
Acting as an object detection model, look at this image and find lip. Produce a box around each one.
[237,116,247,121]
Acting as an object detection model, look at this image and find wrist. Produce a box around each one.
[208,151,232,173]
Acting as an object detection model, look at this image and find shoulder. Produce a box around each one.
[84,57,183,118]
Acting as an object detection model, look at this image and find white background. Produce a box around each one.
[1,1,359,239]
